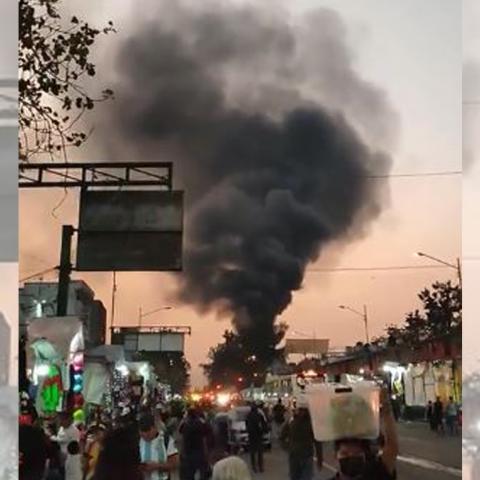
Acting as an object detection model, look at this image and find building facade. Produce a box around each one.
[19,280,106,348]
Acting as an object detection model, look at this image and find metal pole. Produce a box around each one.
[56,225,74,316]
[111,272,117,329]
[363,304,370,344]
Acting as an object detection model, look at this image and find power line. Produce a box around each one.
[367,171,461,179]
[20,267,58,283]
[306,265,449,273]
[18,165,461,187]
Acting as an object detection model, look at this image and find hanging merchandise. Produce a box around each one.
[432,361,454,403]
[40,365,63,414]
[423,363,437,404]
[70,352,85,422]
[112,365,129,407]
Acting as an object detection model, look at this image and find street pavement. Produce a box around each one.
[237,422,462,480]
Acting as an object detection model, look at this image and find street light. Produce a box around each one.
[416,251,462,287]
[338,304,369,344]
[138,305,173,326]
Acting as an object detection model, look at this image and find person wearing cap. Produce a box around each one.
[280,395,323,480]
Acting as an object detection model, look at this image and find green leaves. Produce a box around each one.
[384,280,461,348]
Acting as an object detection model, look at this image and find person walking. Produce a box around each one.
[65,441,83,480]
[93,426,143,480]
[19,424,49,480]
[139,414,179,480]
[84,425,106,480]
[245,403,267,473]
[49,411,81,479]
[272,399,287,442]
[426,401,435,431]
[433,397,444,434]
[280,396,323,480]
[445,397,459,435]
[179,408,211,480]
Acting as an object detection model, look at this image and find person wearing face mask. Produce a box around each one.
[327,389,398,480]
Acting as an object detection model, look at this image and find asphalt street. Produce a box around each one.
[238,422,461,480]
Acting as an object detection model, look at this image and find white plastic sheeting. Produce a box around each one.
[83,362,110,405]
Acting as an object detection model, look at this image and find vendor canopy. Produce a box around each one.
[28,316,83,362]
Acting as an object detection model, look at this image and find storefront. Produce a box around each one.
[27,317,85,419]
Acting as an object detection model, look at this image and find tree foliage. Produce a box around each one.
[203,323,288,388]
[138,352,191,395]
[383,280,461,348]
[19,0,115,162]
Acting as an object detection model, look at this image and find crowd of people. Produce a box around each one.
[426,396,461,435]
[18,385,400,480]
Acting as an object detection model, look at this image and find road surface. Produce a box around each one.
[238,422,461,480]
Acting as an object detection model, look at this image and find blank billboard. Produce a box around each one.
[76,190,183,271]
[79,190,183,232]
[125,332,185,353]
[285,339,329,355]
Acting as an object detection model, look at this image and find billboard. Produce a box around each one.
[285,338,329,355]
[120,331,185,353]
[76,190,183,271]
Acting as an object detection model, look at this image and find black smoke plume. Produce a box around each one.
[101,2,395,361]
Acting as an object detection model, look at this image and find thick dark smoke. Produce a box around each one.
[101,2,395,360]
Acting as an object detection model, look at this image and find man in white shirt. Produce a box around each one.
[139,414,179,480]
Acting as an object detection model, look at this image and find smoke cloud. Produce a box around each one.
[100,2,395,359]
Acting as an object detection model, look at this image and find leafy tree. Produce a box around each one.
[19,0,115,162]
[419,281,461,337]
[203,324,287,388]
[137,351,191,395]
[401,310,429,347]
[383,280,461,348]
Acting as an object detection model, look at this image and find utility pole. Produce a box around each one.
[456,257,462,288]
[56,225,74,316]
[111,271,117,333]
[363,304,370,344]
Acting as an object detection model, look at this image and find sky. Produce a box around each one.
[19,0,462,386]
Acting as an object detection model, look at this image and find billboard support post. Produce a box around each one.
[56,225,74,316]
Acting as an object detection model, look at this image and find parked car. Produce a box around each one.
[227,406,271,452]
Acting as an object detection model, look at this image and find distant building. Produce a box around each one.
[0,313,10,385]
[19,280,106,348]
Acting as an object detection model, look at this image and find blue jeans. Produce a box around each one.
[289,455,314,480]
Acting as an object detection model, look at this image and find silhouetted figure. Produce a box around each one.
[93,427,142,480]
[245,404,267,473]
[433,397,444,433]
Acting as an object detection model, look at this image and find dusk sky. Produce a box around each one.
[20,0,461,386]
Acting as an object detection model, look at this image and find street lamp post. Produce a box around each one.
[338,304,370,344]
[416,251,462,287]
[138,305,173,327]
